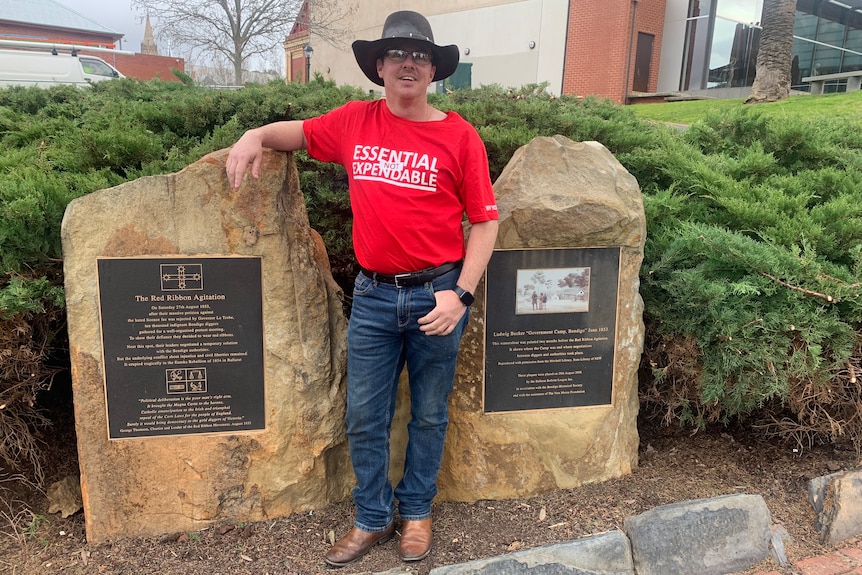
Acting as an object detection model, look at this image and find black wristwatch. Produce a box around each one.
[453,286,475,307]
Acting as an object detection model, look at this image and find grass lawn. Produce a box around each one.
[628,89,862,126]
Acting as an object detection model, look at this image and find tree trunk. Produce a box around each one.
[745,0,797,104]
[234,58,244,86]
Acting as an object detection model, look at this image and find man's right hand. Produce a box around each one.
[226,130,264,190]
[225,121,307,189]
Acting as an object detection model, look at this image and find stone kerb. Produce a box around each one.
[430,530,636,575]
[809,468,862,545]
[624,494,772,575]
[61,149,352,543]
[429,494,774,575]
[426,136,647,501]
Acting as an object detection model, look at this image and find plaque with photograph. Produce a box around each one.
[97,256,265,439]
[484,247,621,413]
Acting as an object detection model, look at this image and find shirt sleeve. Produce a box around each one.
[302,102,357,165]
[461,126,499,224]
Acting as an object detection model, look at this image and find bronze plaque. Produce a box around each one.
[97,257,265,439]
[484,248,620,413]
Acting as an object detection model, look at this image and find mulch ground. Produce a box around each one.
[1,397,860,575]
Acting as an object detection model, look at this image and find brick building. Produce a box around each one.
[284,0,311,84]
[297,0,862,102]
[289,0,666,103]
[0,0,184,82]
[563,0,666,102]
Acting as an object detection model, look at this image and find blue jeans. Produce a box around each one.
[346,266,468,533]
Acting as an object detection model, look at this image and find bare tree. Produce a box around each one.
[299,0,357,50]
[745,0,797,104]
[131,0,353,85]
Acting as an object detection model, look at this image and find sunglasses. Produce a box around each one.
[382,49,433,66]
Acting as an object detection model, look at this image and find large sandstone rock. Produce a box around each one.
[61,149,352,543]
[63,136,644,542]
[395,136,645,500]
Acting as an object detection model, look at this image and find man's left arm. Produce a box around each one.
[454,220,499,294]
[418,220,499,335]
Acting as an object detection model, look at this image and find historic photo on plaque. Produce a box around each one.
[97,256,265,439]
[484,247,621,413]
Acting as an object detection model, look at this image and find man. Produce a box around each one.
[226,11,499,567]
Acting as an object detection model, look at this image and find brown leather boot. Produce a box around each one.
[398,518,433,561]
[324,524,395,567]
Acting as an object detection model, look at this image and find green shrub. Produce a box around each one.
[2,79,862,477]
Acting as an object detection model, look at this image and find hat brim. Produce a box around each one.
[352,38,460,87]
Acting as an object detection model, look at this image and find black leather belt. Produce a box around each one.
[360,260,462,288]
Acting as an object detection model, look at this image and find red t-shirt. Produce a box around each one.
[303,100,498,274]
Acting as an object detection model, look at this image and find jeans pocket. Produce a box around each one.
[353,272,375,297]
[428,266,461,296]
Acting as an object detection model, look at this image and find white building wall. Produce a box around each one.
[306,0,568,95]
[657,0,689,92]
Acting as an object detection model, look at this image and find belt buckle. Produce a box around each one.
[394,273,412,288]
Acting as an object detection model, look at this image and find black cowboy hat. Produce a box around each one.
[351,11,460,87]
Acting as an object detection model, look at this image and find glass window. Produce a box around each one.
[682,13,712,89]
[683,0,862,93]
[793,5,821,87]
[792,37,815,85]
[716,0,763,24]
[682,0,765,90]
[80,58,116,77]
[812,44,843,76]
[816,17,845,47]
[707,17,759,88]
[709,18,741,87]
[688,0,715,18]
[813,19,845,74]
[794,9,819,39]
[843,11,862,71]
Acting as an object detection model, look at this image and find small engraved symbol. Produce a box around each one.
[160,264,203,291]
[165,367,208,394]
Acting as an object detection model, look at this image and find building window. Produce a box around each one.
[682,0,763,91]
[681,0,862,93]
[794,0,862,92]
[793,11,819,83]
[681,0,713,90]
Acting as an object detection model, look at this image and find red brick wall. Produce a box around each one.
[562,0,666,103]
[93,52,185,82]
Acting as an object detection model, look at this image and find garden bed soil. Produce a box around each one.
[1,403,860,575]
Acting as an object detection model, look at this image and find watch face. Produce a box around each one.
[456,287,475,306]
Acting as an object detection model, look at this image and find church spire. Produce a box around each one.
[140,15,158,55]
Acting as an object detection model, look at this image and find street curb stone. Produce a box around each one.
[409,494,772,575]
[624,493,771,575]
[428,530,634,575]
[810,468,862,545]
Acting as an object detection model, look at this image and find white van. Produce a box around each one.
[0,49,124,88]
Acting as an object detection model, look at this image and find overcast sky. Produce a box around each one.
[60,0,146,54]
[56,0,283,71]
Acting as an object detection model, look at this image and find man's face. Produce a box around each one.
[376,41,437,94]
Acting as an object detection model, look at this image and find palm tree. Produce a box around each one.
[745,0,797,103]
